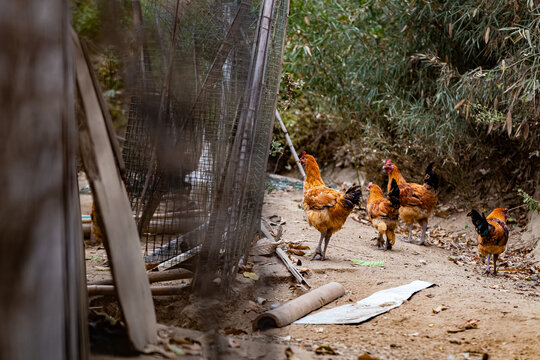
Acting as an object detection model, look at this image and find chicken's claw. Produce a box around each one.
[311,249,323,261]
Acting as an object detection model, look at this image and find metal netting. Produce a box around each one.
[120,0,288,292]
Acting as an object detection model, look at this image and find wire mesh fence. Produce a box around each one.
[120,0,288,293]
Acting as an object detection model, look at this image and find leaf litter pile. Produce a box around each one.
[421,225,539,296]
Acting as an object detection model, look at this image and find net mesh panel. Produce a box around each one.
[121,0,288,291]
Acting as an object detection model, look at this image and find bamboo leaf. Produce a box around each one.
[523,122,529,140]
[506,110,512,136]
[350,259,384,267]
[453,99,466,111]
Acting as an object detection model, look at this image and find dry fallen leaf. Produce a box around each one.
[432,305,449,314]
[288,242,310,250]
[243,300,263,314]
[315,345,338,355]
[287,248,305,256]
[228,338,241,348]
[285,347,301,360]
[224,327,248,336]
[143,344,176,359]
[243,272,259,280]
[238,262,254,273]
[447,319,479,333]
[171,337,203,356]
[358,353,382,360]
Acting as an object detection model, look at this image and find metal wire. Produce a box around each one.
[120,0,288,292]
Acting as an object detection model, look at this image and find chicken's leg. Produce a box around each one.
[401,224,413,242]
[416,223,428,245]
[321,233,332,260]
[484,253,491,274]
[311,230,326,260]
[377,233,385,250]
[376,223,386,250]
[385,231,393,250]
[492,254,499,275]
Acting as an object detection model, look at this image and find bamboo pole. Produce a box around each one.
[275,247,310,288]
[156,244,202,271]
[260,221,310,287]
[275,110,305,178]
[143,220,208,265]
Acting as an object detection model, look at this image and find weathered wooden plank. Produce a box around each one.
[0,2,88,359]
[79,38,125,175]
[73,30,157,350]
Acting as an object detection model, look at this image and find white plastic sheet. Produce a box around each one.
[294,280,434,325]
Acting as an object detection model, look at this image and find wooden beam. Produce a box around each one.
[88,284,190,297]
[88,268,193,286]
[73,29,157,351]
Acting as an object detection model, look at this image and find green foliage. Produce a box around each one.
[72,0,100,38]
[279,0,540,189]
[95,51,126,128]
[270,140,284,157]
[471,104,505,125]
[265,182,277,194]
[350,259,385,267]
[518,189,540,213]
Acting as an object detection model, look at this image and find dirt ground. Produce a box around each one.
[251,187,540,360]
[83,176,540,360]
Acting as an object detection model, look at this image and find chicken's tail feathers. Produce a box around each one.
[467,209,490,237]
[388,179,400,208]
[341,185,362,209]
[424,162,439,190]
